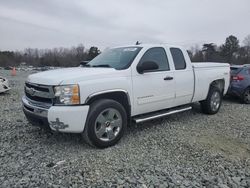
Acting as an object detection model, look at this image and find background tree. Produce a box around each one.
[1,35,250,67]
[243,35,250,47]
[220,35,239,64]
[189,44,204,62]
[235,47,249,65]
[202,43,217,61]
[0,51,15,67]
[242,35,250,65]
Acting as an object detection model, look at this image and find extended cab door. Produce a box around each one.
[169,48,194,106]
[132,47,176,115]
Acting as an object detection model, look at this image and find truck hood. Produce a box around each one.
[27,67,119,85]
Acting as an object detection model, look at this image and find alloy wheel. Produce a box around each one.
[210,91,221,111]
[94,108,122,142]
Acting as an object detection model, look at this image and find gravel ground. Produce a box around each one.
[0,70,250,188]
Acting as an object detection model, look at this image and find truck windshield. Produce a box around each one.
[87,47,142,70]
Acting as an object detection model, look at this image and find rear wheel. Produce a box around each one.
[242,88,250,104]
[83,99,127,148]
[200,86,222,114]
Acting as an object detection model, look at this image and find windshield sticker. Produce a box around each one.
[123,48,137,52]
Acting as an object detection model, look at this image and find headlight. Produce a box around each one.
[54,85,80,105]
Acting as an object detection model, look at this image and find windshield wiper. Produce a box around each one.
[80,61,91,67]
[92,64,111,68]
[80,64,91,67]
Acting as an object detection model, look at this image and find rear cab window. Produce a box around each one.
[170,48,186,70]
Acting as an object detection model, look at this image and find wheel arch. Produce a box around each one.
[209,79,225,93]
[85,90,131,118]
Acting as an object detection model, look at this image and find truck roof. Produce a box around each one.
[113,43,185,49]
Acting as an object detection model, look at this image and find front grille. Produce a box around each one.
[25,92,52,103]
[25,82,54,105]
[26,82,49,92]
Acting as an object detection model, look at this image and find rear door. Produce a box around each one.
[169,48,194,106]
[132,47,176,115]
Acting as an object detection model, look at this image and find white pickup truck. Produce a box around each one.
[22,44,230,148]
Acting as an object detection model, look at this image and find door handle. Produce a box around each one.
[164,76,173,80]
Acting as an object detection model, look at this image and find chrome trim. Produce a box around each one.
[24,96,52,109]
[85,89,131,105]
[190,66,196,103]
[25,82,54,99]
[134,107,192,123]
[22,96,49,118]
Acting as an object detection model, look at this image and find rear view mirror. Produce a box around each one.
[137,61,159,74]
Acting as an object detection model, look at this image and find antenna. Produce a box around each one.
[135,41,141,45]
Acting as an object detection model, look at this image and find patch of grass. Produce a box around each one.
[196,134,250,161]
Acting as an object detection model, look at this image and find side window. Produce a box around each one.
[139,47,170,71]
[170,48,186,70]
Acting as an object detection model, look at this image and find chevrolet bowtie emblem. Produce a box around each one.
[26,87,36,96]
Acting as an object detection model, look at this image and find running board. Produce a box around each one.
[133,106,192,123]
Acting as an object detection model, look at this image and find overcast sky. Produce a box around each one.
[0,0,249,51]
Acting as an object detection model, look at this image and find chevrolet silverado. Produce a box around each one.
[22,44,230,148]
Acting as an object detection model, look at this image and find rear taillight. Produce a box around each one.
[232,75,244,81]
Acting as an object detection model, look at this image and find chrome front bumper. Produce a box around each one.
[22,96,90,133]
[22,96,50,126]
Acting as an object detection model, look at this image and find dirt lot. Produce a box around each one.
[0,70,250,187]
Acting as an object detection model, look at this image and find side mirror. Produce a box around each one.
[137,61,159,74]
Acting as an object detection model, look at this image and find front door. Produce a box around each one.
[132,47,176,115]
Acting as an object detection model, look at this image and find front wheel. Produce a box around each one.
[200,86,222,115]
[83,99,127,148]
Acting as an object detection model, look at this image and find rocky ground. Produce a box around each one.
[0,70,250,187]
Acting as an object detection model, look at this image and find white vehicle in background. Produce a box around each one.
[22,44,230,148]
[0,76,11,93]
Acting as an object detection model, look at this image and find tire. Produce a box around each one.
[242,87,250,104]
[200,86,222,115]
[83,99,127,148]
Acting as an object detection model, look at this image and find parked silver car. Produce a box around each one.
[0,76,11,93]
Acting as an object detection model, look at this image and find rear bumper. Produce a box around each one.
[22,96,89,133]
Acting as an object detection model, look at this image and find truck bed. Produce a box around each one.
[191,62,230,102]
[192,62,229,68]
